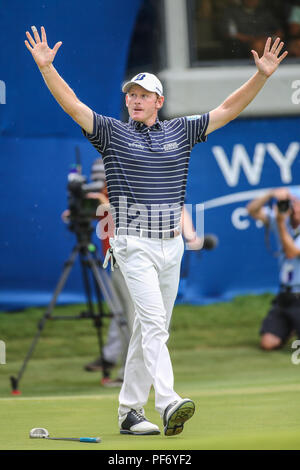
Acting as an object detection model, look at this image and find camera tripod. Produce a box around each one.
[10,220,129,394]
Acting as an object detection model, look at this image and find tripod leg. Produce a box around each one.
[79,252,96,318]
[10,314,48,394]
[86,252,123,315]
[10,246,79,394]
[45,247,80,317]
[91,277,108,376]
[78,252,107,377]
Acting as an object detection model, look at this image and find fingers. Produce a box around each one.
[274,41,284,57]
[53,41,63,55]
[25,26,43,48]
[25,31,35,48]
[26,26,47,46]
[264,36,288,63]
[271,37,280,54]
[31,25,41,43]
[25,25,63,60]
[24,39,33,52]
[278,50,288,63]
[270,37,288,62]
[41,26,47,43]
[251,49,259,62]
[264,37,272,55]
[270,37,287,58]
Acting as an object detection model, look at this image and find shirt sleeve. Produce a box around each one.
[81,111,114,154]
[182,113,210,149]
[294,234,300,249]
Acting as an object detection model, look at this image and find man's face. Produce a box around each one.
[125,84,164,126]
[291,200,300,227]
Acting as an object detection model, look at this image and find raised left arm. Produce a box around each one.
[206,37,288,136]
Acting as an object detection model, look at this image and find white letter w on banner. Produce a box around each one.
[212,144,265,187]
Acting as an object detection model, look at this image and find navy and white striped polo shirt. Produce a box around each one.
[82,111,209,233]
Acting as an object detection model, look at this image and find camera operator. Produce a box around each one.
[247,187,300,350]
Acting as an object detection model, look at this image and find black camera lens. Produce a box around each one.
[277,199,291,213]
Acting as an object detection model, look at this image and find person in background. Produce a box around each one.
[221,0,284,58]
[247,187,300,350]
[287,0,300,57]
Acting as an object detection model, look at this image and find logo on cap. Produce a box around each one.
[134,73,146,81]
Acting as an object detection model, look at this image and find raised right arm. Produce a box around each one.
[25,26,93,134]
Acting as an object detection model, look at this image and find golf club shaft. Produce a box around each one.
[46,436,100,443]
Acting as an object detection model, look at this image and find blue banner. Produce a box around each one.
[178,116,300,304]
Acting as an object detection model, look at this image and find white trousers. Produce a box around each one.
[109,234,184,418]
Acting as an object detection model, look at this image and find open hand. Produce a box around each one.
[25,26,62,69]
[251,37,288,78]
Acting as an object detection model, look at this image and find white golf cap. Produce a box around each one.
[122,72,163,96]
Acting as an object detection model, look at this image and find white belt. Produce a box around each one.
[114,227,181,239]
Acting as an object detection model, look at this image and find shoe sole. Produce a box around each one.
[164,400,195,436]
[120,429,160,436]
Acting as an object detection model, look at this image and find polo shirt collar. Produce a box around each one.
[128,117,162,131]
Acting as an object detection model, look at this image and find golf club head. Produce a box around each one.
[29,427,49,438]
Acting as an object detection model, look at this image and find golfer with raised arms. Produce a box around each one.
[25,25,288,436]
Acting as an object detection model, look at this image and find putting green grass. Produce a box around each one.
[1,348,299,450]
[0,380,299,450]
[0,297,299,450]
